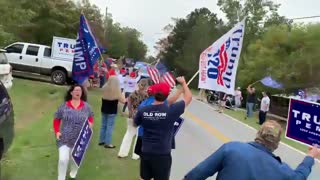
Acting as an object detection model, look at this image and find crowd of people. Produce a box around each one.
[52,64,320,180]
[198,84,271,125]
[52,63,194,180]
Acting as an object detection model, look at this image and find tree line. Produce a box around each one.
[156,0,319,93]
[0,0,147,60]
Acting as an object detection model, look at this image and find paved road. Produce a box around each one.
[170,99,320,180]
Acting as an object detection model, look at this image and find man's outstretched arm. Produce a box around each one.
[184,144,226,180]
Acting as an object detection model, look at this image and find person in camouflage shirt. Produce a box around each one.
[118,79,149,159]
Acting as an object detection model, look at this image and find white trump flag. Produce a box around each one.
[198,19,245,95]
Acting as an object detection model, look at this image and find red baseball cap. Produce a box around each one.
[109,69,116,76]
[120,68,126,74]
[130,72,136,78]
[147,83,170,97]
[147,84,157,96]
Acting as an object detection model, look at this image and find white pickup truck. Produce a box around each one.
[4,41,74,85]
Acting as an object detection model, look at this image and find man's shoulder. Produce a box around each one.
[225,141,247,147]
[222,141,253,152]
[170,100,185,106]
[169,100,185,108]
[138,104,153,111]
[263,96,270,102]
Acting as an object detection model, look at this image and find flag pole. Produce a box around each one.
[154,59,160,67]
[187,70,199,86]
[149,60,158,65]
[250,80,261,86]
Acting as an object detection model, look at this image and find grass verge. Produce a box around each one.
[1,79,139,180]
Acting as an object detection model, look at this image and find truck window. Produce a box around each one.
[44,48,51,57]
[5,44,24,54]
[26,45,39,56]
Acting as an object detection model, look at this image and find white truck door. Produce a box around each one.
[24,45,41,74]
[40,47,53,76]
[4,43,25,71]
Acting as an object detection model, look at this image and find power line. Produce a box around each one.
[290,15,320,20]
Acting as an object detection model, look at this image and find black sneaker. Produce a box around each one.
[98,142,105,146]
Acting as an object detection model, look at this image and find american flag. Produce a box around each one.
[147,62,176,87]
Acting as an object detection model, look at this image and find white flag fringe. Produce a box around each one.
[198,19,246,95]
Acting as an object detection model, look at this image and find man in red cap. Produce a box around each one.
[134,76,192,180]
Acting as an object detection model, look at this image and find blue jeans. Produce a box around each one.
[99,113,116,145]
[259,111,267,125]
[246,103,254,118]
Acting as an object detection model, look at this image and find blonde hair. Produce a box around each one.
[255,120,282,152]
[102,76,122,100]
[138,79,149,91]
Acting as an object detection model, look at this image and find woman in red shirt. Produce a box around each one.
[53,85,94,180]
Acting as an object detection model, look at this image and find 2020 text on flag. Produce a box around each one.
[198,19,246,95]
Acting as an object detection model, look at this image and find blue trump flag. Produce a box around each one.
[260,76,283,89]
[72,14,101,84]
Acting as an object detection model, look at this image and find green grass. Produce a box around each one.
[1,79,139,180]
[223,109,310,154]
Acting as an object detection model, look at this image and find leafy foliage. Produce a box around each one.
[156,0,318,92]
[0,0,147,59]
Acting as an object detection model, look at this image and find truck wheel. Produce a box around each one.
[51,70,66,85]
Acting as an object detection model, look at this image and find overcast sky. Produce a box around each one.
[90,0,320,56]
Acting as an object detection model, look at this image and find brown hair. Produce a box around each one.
[65,84,87,102]
[255,120,282,152]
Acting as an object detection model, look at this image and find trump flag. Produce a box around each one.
[198,19,245,95]
[72,14,101,85]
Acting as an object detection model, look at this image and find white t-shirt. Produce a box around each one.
[117,74,125,89]
[260,96,270,112]
[123,75,141,93]
[235,90,242,100]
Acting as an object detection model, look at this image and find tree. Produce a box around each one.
[144,56,156,64]
[217,0,289,87]
[0,0,148,60]
[156,8,226,87]
[242,24,320,92]
[123,27,147,60]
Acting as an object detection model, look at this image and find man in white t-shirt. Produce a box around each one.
[259,92,270,125]
[122,72,141,114]
[117,71,125,92]
[234,87,243,108]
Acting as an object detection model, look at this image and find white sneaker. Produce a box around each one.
[132,155,140,160]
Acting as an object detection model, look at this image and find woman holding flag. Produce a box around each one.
[53,84,94,180]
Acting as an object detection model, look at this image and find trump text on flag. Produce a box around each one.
[72,14,101,84]
[286,99,320,146]
[73,39,88,71]
[198,19,245,95]
[201,29,243,88]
